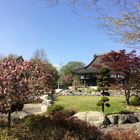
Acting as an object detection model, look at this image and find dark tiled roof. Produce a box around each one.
[73,55,104,75]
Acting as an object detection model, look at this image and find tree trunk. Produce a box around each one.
[101,100,104,113]
[125,89,130,105]
[7,110,11,130]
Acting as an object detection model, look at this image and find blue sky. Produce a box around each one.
[0,0,136,67]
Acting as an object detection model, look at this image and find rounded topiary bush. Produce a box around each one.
[103,76,110,81]
[98,67,110,75]
[96,97,109,106]
[97,82,103,87]
[96,100,102,106]
[129,96,140,106]
[102,96,109,102]
[62,109,76,117]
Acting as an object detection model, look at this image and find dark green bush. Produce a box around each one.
[96,97,109,106]
[119,110,134,114]
[103,81,110,86]
[97,82,103,87]
[105,103,110,107]
[102,96,109,102]
[103,76,110,81]
[129,96,140,106]
[98,75,103,80]
[62,109,76,116]
[96,100,102,106]
[98,67,110,75]
[11,100,24,112]
[47,104,64,115]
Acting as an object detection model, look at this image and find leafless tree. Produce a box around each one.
[41,0,140,48]
[32,48,48,61]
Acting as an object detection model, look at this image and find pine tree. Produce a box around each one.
[96,67,110,113]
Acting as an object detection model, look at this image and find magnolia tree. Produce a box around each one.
[29,59,58,98]
[0,57,30,128]
[0,57,58,129]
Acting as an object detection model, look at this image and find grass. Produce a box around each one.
[55,96,134,114]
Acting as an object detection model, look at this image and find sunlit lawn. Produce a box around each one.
[55,96,133,114]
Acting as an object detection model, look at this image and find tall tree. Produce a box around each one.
[0,57,58,129]
[29,59,59,96]
[0,57,30,129]
[59,61,85,88]
[101,50,140,104]
[99,0,140,47]
[32,48,48,62]
[96,67,110,113]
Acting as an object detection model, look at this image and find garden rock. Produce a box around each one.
[108,114,139,125]
[103,115,111,126]
[134,113,140,121]
[11,111,31,119]
[127,114,139,123]
[73,111,105,127]
[118,114,127,124]
[108,115,119,124]
[41,99,52,113]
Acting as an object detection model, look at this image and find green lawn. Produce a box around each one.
[55,96,132,114]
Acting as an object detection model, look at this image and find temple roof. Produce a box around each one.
[73,54,105,75]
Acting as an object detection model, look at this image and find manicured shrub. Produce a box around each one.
[102,96,109,102]
[103,76,110,81]
[129,96,140,106]
[47,104,64,115]
[96,67,110,113]
[62,109,76,117]
[96,97,109,106]
[96,100,102,106]
[98,67,110,75]
[105,103,110,107]
[97,82,103,87]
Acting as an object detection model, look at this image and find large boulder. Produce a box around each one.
[108,114,139,124]
[127,114,139,123]
[134,113,140,121]
[108,115,119,124]
[73,111,107,127]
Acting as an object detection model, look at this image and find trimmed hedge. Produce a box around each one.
[129,96,140,106]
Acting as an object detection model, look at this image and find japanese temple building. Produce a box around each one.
[73,54,104,86]
[73,54,124,86]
